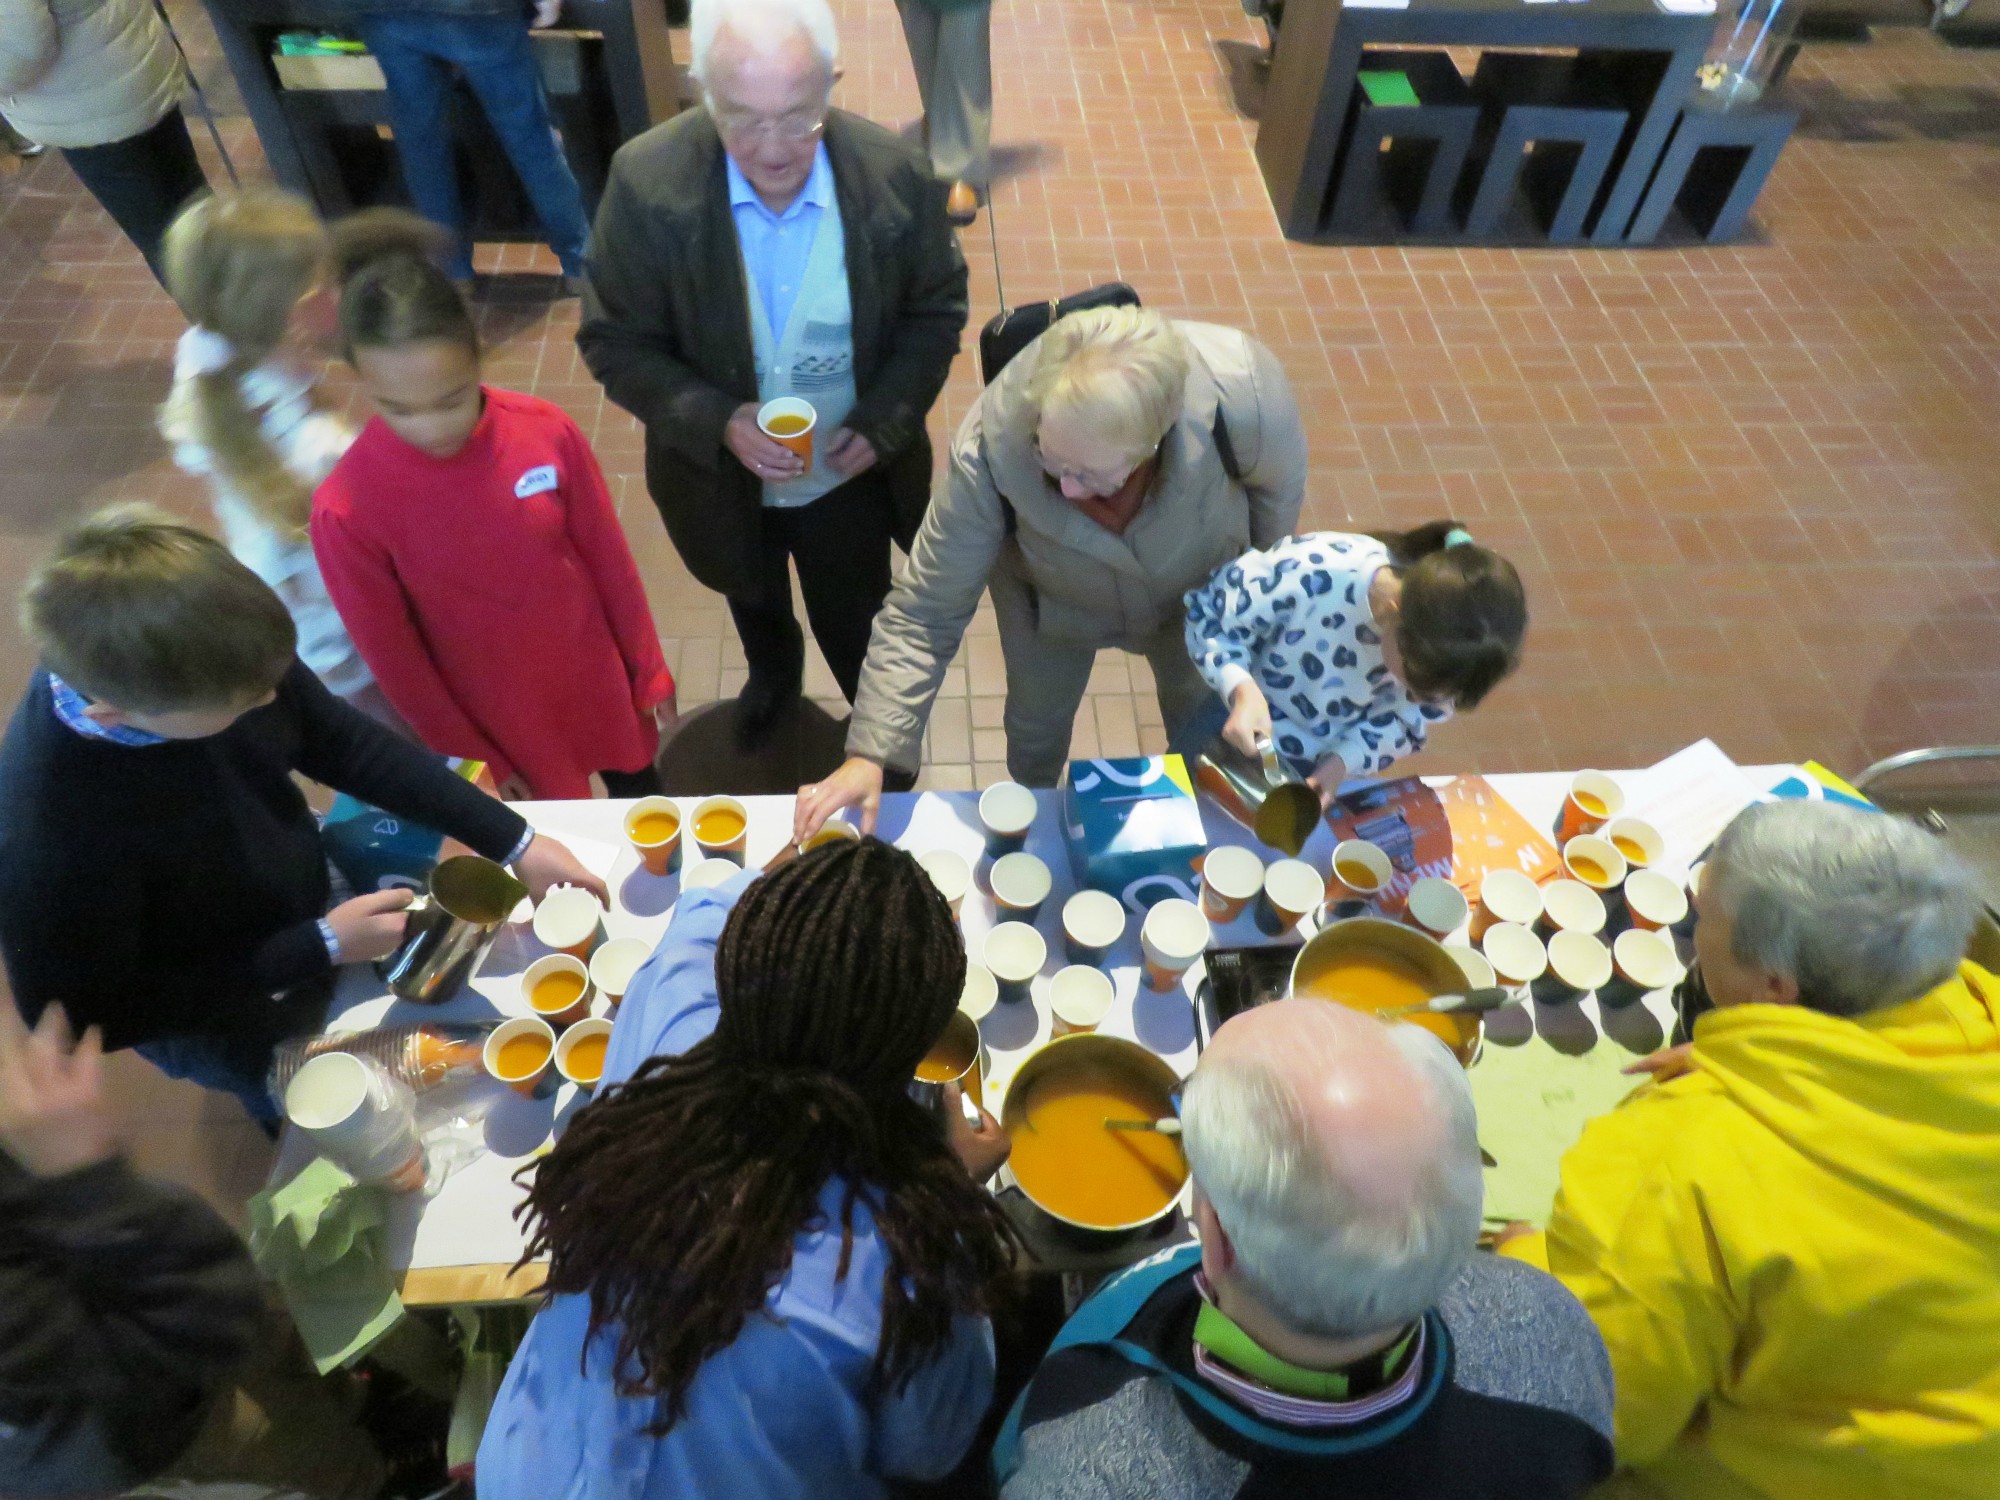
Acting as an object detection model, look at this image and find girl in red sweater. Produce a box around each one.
[312,248,674,799]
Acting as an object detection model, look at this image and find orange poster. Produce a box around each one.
[1433,775,1563,895]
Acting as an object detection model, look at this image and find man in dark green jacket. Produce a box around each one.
[577,0,967,749]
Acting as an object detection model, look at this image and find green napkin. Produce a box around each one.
[1358,70,1422,107]
[1469,1033,1648,1225]
[247,1157,404,1374]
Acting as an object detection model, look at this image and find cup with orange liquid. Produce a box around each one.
[802,819,859,852]
[1470,868,1543,942]
[1197,845,1265,924]
[523,953,595,1030]
[1563,835,1628,895]
[484,1016,559,1098]
[1326,840,1391,919]
[1049,965,1116,1035]
[1600,816,1663,871]
[692,795,749,866]
[911,1009,985,1118]
[624,796,682,877]
[532,886,603,959]
[757,397,816,466]
[589,937,651,1011]
[555,1016,615,1094]
[1558,771,1624,842]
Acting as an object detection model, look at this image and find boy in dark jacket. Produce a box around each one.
[0,505,604,1121]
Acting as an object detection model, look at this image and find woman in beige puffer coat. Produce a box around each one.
[0,0,209,282]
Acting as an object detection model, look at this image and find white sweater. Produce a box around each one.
[1183,532,1451,777]
[166,329,374,700]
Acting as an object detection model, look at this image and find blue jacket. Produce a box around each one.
[476,872,997,1499]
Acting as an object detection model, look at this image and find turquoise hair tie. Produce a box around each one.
[1443,527,1475,549]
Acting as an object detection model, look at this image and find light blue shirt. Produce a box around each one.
[727,145,835,344]
[477,871,997,1500]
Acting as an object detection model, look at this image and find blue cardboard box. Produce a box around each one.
[321,757,485,893]
[1061,755,1208,914]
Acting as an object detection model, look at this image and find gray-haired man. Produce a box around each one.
[997,998,1615,1499]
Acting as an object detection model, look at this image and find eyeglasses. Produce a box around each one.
[1033,437,1149,497]
[712,105,826,145]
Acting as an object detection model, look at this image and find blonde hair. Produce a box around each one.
[23,505,296,714]
[1026,306,1189,463]
[159,190,332,536]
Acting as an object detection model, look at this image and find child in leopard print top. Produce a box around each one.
[1184,521,1526,802]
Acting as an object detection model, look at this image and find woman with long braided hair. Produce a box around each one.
[478,838,1018,1498]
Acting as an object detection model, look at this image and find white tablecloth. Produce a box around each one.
[281,762,1790,1279]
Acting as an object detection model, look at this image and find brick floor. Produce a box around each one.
[1,1,1997,802]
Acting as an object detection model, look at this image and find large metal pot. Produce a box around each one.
[1290,916,1482,1065]
[1000,1033,1189,1249]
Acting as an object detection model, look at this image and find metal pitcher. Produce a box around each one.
[377,855,528,1004]
[1192,733,1321,857]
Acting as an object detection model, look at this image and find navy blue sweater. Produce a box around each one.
[0,661,527,1050]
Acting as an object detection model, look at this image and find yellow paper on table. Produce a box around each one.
[1469,1033,1650,1225]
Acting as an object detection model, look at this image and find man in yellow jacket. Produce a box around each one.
[1504,798,2000,1500]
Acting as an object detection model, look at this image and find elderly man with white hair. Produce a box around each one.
[793,304,1307,841]
[996,999,1616,1498]
[578,0,966,750]
[1505,799,2000,1500]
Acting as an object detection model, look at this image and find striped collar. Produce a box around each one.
[1191,1273,1427,1430]
[47,673,165,746]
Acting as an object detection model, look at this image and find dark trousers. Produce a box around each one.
[727,473,897,706]
[59,108,209,286]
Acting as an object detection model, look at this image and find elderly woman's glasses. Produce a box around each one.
[1033,437,1150,496]
[713,106,827,144]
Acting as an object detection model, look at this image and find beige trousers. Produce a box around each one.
[895,0,993,187]
[989,560,1216,787]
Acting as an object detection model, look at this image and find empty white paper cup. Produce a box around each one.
[682,859,739,892]
[1471,868,1543,941]
[984,922,1047,1004]
[1049,965,1117,1035]
[1258,858,1326,937]
[1443,944,1496,992]
[1061,889,1126,966]
[533,885,603,958]
[1538,879,1607,938]
[989,851,1053,924]
[285,1052,425,1192]
[959,962,999,1022]
[1622,868,1689,933]
[1534,930,1613,1005]
[1141,898,1208,990]
[1482,921,1548,990]
[1199,845,1265,923]
[1405,876,1470,938]
[589,938,651,1010]
[979,781,1037,857]
[918,848,973,914]
[1602,928,1685,1008]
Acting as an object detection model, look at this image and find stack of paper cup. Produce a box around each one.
[284,1052,426,1193]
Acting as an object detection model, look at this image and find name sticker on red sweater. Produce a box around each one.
[514,464,559,498]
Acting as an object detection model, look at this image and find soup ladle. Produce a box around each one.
[1103,1117,1183,1135]
[1377,986,1513,1020]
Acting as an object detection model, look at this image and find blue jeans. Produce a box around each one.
[356,14,590,278]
